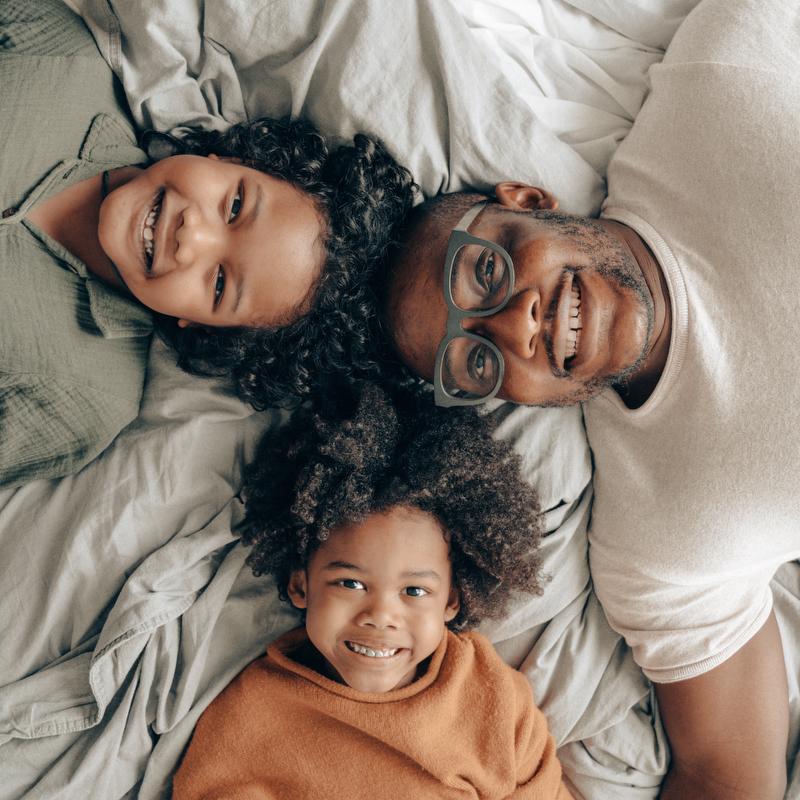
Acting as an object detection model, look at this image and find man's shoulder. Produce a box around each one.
[663,0,798,75]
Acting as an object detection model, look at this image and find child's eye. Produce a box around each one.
[213,266,225,307]
[404,586,429,598]
[338,578,365,590]
[228,182,243,223]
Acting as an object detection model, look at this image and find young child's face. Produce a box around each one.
[287,504,460,693]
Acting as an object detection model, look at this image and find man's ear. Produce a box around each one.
[494,182,558,212]
[287,570,309,610]
[443,587,461,623]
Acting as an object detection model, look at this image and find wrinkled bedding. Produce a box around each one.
[68,0,700,217]
[3,1,799,798]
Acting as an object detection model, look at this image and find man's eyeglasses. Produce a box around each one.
[433,201,515,407]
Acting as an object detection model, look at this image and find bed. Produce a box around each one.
[2,1,799,798]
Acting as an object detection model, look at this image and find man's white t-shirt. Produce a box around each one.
[585,0,800,683]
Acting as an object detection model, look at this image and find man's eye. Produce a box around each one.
[214,267,226,306]
[483,252,495,282]
[471,344,487,377]
[467,342,497,386]
[339,578,365,590]
[404,586,428,598]
[475,249,506,296]
[228,183,243,223]
[476,250,494,289]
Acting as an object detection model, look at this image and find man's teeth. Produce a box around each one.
[566,284,582,359]
[346,642,399,658]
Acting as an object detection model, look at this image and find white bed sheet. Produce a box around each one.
[66,0,698,217]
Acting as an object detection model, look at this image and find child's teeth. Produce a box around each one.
[348,642,398,658]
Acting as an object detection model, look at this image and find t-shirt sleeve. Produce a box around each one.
[0,374,137,486]
[590,538,775,683]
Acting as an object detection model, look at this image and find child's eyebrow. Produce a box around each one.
[320,562,442,583]
[400,569,441,582]
[322,560,362,572]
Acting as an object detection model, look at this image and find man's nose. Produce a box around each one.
[357,593,400,629]
[465,288,540,359]
[174,204,224,268]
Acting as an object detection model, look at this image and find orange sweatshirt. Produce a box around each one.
[173,627,573,800]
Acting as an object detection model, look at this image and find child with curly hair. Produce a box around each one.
[1,0,416,486]
[173,383,573,800]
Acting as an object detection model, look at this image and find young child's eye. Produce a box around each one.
[213,266,225,307]
[338,578,365,590]
[228,182,243,223]
[404,586,429,598]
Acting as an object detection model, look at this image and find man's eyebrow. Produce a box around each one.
[322,560,363,572]
[400,569,441,582]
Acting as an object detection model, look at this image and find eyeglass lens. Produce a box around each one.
[441,337,501,399]
[449,243,512,312]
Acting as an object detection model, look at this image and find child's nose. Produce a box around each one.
[359,595,400,629]
[174,204,224,269]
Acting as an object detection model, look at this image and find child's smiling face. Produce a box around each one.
[287,504,460,693]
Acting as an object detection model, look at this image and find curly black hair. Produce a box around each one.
[241,382,544,630]
[143,117,417,408]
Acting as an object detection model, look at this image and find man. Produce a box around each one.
[380,0,800,797]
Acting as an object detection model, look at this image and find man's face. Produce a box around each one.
[385,191,654,406]
[287,505,459,693]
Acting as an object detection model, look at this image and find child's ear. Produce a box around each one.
[287,570,309,610]
[207,153,242,164]
[443,587,460,623]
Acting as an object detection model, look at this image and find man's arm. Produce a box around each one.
[656,611,788,800]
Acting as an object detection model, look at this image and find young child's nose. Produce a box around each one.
[174,206,224,268]
[359,596,400,629]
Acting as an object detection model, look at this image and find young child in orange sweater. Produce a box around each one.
[174,383,573,800]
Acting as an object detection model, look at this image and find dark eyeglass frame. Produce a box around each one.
[433,200,516,407]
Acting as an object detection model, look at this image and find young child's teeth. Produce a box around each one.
[143,194,161,262]
[347,642,398,658]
